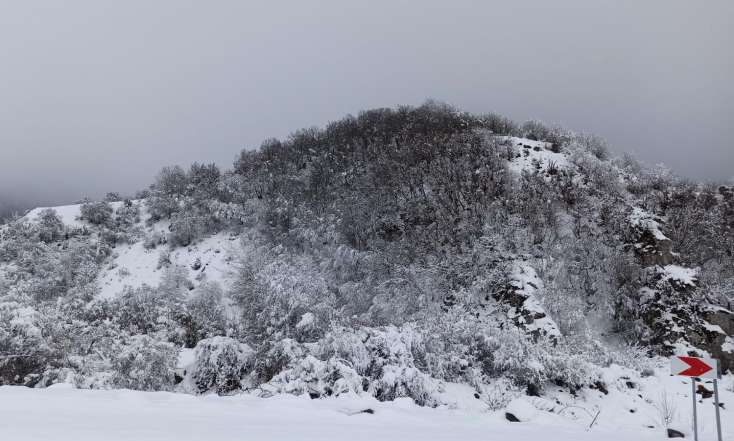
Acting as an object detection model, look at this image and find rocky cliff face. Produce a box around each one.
[493,262,561,344]
[631,207,734,372]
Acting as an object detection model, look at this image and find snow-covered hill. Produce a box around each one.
[2,104,733,441]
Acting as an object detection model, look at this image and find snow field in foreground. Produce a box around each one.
[0,385,639,441]
[1,366,732,441]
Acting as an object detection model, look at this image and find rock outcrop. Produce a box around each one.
[630,207,733,373]
[494,262,561,343]
[629,208,673,266]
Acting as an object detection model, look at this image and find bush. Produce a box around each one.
[104,192,122,202]
[143,231,167,250]
[110,335,177,391]
[184,283,228,346]
[521,120,570,146]
[187,336,254,395]
[155,166,188,196]
[113,200,140,229]
[260,326,445,406]
[114,286,178,335]
[36,209,64,243]
[571,132,609,160]
[168,212,208,247]
[0,301,52,385]
[146,195,180,221]
[80,201,113,226]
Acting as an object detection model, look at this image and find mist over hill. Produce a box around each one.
[0,199,30,224]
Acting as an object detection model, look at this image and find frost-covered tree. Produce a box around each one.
[80,200,113,226]
[36,208,64,243]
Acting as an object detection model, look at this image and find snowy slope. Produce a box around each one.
[98,231,238,299]
[504,136,569,175]
[22,200,238,298]
[24,201,128,228]
[1,365,731,441]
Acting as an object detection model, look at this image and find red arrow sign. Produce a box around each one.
[677,357,713,377]
[671,356,719,379]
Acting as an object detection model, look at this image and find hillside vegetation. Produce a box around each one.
[1,103,732,410]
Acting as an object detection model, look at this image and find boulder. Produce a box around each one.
[696,384,713,399]
[505,412,520,422]
[505,398,538,422]
[667,428,685,438]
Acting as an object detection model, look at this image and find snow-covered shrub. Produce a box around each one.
[110,335,177,391]
[10,238,102,302]
[480,378,520,410]
[143,231,167,250]
[293,312,319,342]
[567,143,622,195]
[35,208,64,243]
[266,355,363,398]
[113,285,179,336]
[187,336,254,395]
[486,331,600,392]
[480,112,519,136]
[252,338,306,384]
[156,165,189,196]
[420,308,600,394]
[654,390,678,429]
[187,162,222,201]
[367,276,425,325]
[158,265,192,302]
[317,325,426,376]
[370,365,442,406]
[0,301,52,385]
[146,194,180,222]
[168,211,212,247]
[571,132,608,160]
[183,282,228,347]
[157,250,172,269]
[113,200,140,229]
[259,327,445,406]
[725,376,734,393]
[521,120,570,147]
[231,251,335,343]
[79,200,113,226]
[0,222,32,262]
[104,192,122,202]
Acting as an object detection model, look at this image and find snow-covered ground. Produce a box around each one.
[504,136,569,175]
[24,201,127,228]
[0,386,674,441]
[1,366,731,441]
[98,231,238,299]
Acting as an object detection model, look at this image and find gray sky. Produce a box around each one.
[1,0,732,207]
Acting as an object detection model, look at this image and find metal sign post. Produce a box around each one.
[670,355,721,441]
[713,378,723,441]
[691,378,698,441]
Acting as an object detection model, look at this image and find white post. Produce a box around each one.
[692,378,698,441]
[713,379,723,441]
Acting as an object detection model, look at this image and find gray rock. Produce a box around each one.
[667,428,685,438]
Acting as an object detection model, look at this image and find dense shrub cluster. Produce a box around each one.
[186,336,254,395]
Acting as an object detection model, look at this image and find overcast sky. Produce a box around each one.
[1,0,732,207]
